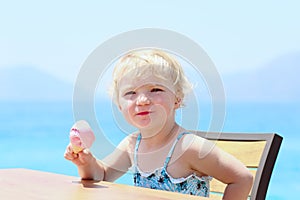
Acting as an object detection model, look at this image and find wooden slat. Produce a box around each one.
[212,140,266,167]
[209,193,223,200]
[210,170,257,194]
[195,132,282,200]
[207,140,265,198]
[209,193,250,200]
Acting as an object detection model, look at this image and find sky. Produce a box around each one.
[1,0,299,85]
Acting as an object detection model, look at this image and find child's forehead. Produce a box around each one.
[118,75,176,92]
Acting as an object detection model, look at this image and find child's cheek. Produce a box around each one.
[119,100,133,116]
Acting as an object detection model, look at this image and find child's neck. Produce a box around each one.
[139,122,182,151]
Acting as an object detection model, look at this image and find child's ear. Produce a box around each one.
[174,98,181,109]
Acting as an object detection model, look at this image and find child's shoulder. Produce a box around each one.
[118,132,139,149]
[181,131,208,144]
[179,131,215,155]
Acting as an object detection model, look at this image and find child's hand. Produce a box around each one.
[64,143,94,167]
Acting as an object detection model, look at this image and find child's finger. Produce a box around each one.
[77,149,92,164]
[64,144,79,160]
[64,151,74,160]
[82,148,90,154]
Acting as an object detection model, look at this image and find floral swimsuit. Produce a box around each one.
[133,132,211,197]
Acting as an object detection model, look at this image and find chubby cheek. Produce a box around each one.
[118,100,135,124]
[154,95,177,112]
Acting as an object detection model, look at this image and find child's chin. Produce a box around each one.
[138,125,165,136]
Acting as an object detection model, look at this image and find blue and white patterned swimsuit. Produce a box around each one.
[133,132,211,197]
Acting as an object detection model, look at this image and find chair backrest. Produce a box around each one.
[192,131,283,200]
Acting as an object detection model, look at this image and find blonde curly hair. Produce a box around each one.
[110,49,192,106]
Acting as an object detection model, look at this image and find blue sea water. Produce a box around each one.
[0,101,299,199]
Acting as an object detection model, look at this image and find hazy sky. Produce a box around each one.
[1,0,299,83]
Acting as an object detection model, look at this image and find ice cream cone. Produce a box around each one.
[72,144,83,154]
[69,120,95,154]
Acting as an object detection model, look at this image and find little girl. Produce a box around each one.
[64,49,253,199]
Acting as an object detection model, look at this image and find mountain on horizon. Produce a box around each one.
[223,52,300,102]
[0,66,73,101]
[1,52,299,103]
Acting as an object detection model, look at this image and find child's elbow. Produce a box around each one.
[243,170,254,190]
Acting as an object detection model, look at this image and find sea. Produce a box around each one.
[0,101,299,199]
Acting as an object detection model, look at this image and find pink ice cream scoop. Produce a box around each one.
[69,120,95,153]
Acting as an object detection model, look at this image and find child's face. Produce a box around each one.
[117,73,180,134]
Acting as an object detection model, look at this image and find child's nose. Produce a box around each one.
[136,93,150,105]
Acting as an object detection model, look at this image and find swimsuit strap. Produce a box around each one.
[133,132,191,169]
[134,133,142,168]
[163,132,190,168]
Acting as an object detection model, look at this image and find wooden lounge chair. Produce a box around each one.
[192,131,283,200]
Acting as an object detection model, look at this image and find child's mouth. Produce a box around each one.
[136,111,151,116]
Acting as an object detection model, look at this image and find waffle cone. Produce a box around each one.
[72,144,83,154]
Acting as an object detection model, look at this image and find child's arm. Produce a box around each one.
[64,136,132,181]
[202,146,253,200]
[183,135,253,200]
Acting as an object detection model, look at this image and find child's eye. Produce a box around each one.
[151,88,164,92]
[124,91,136,96]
